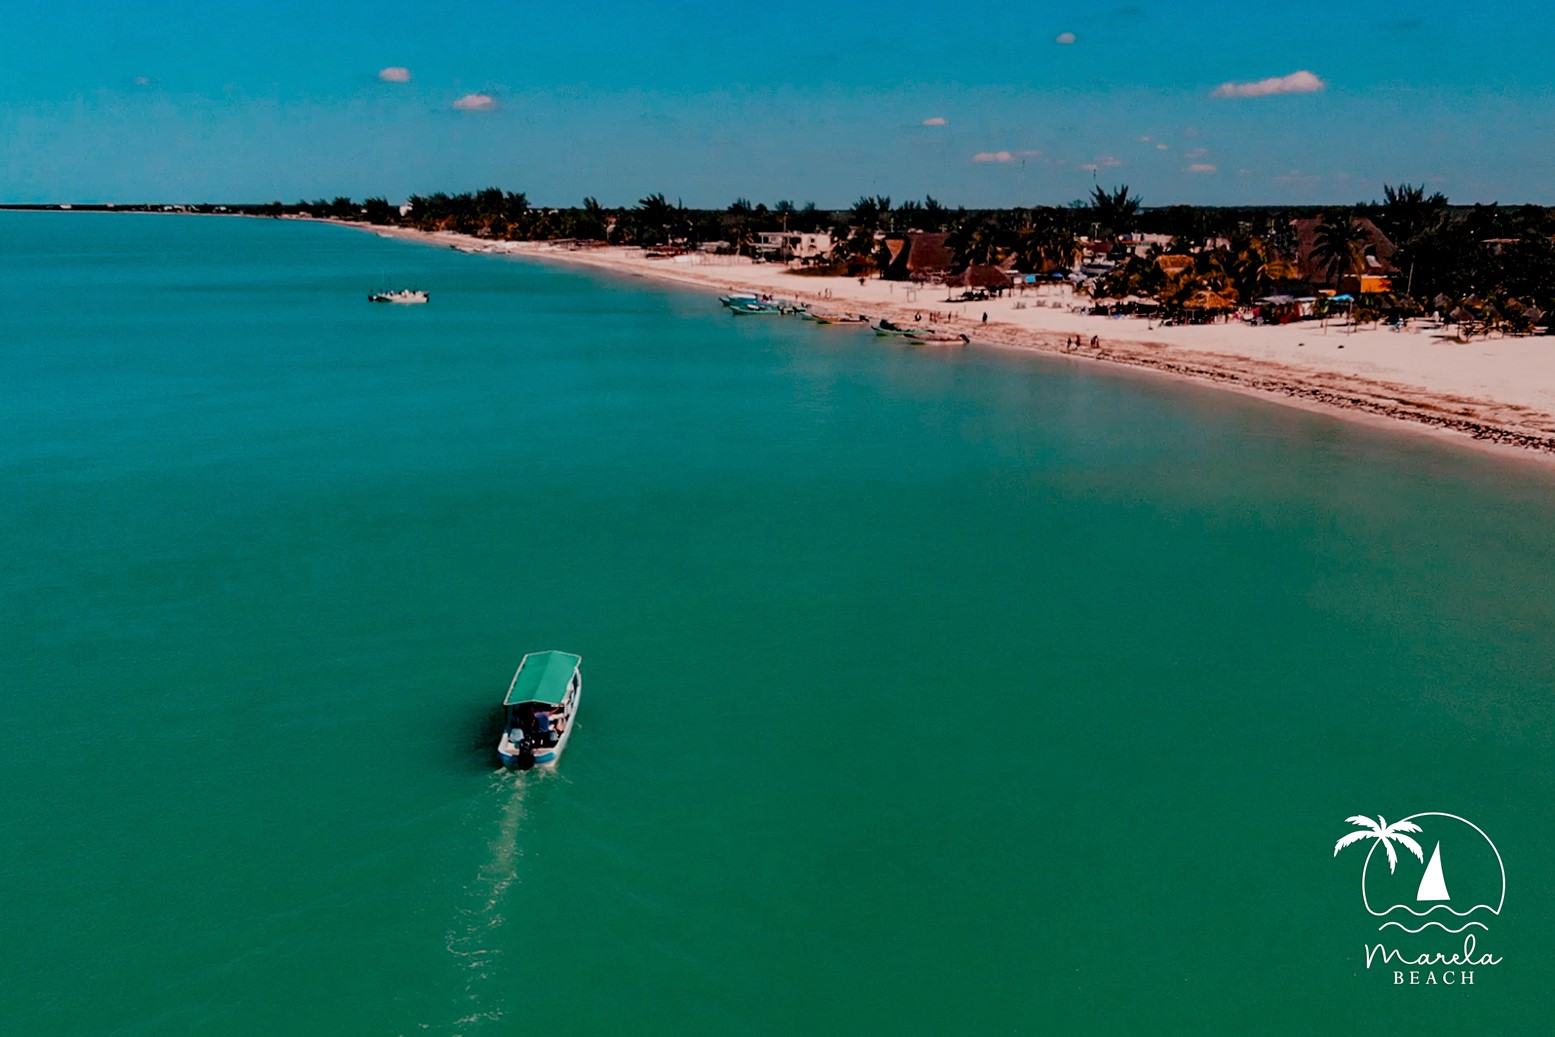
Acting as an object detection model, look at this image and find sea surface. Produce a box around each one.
[4,211,1554,1035]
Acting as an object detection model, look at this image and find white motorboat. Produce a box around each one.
[368,289,429,304]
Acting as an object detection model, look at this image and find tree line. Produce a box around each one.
[224,184,1555,329]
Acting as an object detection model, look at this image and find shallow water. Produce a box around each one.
[3,212,1553,1034]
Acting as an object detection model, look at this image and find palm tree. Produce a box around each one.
[850,195,893,232]
[576,196,608,241]
[947,217,1006,269]
[1381,182,1447,245]
[1231,237,1298,301]
[635,193,675,246]
[1312,214,1372,284]
[1089,184,1142,236]
[1333,815,1425,874]
[922,195,949,232]
[1015,212,1079,274]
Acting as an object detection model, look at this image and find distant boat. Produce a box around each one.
[719,295,761,308]
[368,289,429,304]
[728,301,786,316]
[497,651,582,770]
[811,312,869,325]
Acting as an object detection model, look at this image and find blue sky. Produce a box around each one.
[4,1,1554,207]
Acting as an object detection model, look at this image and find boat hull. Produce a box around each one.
[497,684,580,770]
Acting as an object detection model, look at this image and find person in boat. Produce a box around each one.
[533,708,554,745]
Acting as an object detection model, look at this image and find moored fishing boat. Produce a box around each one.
[908,329,970,344]
[497,650,582,770]
[368,289,429,304]
[729,301,786,315]
[871,319,920,337]
[811,312,869,325]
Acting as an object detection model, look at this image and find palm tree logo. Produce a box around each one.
[1333,815,1425,874]
[1332,812,1506,931]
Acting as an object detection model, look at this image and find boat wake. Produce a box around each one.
[442,771,528,1032]
[1379,920,1489,934]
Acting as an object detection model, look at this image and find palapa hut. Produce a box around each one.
[945,265,1014,296]
[1155,254,1195,278]
[1179,288,1237,322]
[1291,217,1397,285]
[905,232,954,282]
[1183,288,1236,310]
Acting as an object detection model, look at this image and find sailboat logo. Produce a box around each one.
[1333,812,1505,933]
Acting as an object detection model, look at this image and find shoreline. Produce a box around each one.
[331,218,1555,465]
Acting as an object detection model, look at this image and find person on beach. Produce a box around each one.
[982,312,988,324]
[1091,335,1099,348]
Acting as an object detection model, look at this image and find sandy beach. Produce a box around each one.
[340,220,1555,461]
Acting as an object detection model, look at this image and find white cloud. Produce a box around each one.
[1188,163,1218,174]
[452,93,497,112]
[378,67,411,83]
[1156,143,1169,151]
[922,116,949,126]
[1185,147,1208,159]
[132,76,152,87]
[972,149,1040,163]
[1211,70,1325,99]
[1056,32,1077,44]
[1137,135,1153,143]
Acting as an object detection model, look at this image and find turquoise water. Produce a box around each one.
[4,212,1554,1035]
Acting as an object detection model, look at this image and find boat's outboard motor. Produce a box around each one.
[515,737,536,771]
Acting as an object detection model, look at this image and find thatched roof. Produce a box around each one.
[906,232,953,273]
[945,264,1013,288]
[1156,254,1194,276]
[1291,216,1398,284]
[1183,288,1236,310]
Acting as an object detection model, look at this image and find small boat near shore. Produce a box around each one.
[368,289,429,304]
[497,650,582,770]
[909,329,971,344]
[721,295,808,316]
[872,319,920,338]
[812,312,869,325]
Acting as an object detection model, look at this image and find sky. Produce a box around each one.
[4,0,1555,208]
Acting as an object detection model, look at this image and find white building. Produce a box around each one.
[753,231,833,261]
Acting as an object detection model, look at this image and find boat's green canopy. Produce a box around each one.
[504,651,581,706]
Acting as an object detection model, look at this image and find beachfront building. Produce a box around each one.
[753,231,833,263]
[1292,216,1398,286]
[1116,232,1174,257]
[905,231,954,282]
